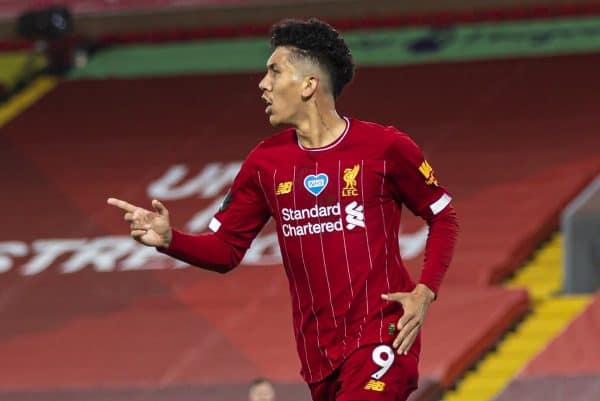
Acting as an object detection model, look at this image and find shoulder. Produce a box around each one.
[385,130,421,155]
[241,127,296,166]
[350,118,393,136]
[247,128,296,161]
[349,118,419,156]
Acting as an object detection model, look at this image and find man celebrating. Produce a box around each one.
[108,18,458,401]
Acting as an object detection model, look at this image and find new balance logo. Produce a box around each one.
[345,201,365,230]
[276,181,292,195]
[364,379,386,392]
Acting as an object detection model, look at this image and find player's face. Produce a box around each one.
[248,382,275,401]
[259,46,305,127]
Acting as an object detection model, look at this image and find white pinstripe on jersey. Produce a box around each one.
[337,159,352,354]
[264,169,313,381]
[355,159,373,347]
[379,160,392,340]
[292,165,332,374]
[314,162,339,334]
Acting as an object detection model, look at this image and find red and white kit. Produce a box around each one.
[162,117,457,399]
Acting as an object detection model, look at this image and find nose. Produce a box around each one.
[258,73,270,92]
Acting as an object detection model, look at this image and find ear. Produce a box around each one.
[301,76,319,99]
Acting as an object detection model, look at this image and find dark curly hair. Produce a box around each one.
[270,18,355,99]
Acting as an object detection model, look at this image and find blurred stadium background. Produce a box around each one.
[0,1,599,400]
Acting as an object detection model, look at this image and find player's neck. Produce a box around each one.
[295,108,346,149]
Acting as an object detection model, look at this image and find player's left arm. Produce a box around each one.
[382,132,459,355]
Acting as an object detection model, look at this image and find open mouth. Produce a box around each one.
[262,96,273,114]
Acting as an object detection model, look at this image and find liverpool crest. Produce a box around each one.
[342,164,360,197]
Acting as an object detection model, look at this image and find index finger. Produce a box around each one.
[381,292,409,302]
[107,197,139,213]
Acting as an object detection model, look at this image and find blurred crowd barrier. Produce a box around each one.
[1,0,600,40]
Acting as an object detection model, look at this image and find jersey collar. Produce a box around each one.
[296,116,350,152]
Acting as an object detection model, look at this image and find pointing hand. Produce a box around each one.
[107,197,172,248]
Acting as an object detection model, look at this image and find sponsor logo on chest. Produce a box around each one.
[280,201,365,237]
[276,165,367,237]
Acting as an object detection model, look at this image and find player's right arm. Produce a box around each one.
[107,152,271,273]
[106,197,245,273]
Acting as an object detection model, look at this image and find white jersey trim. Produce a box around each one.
[430,193,452,215]
[297,116,350,152]
[208,217,222,232]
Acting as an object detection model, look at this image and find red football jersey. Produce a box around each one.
[208,117,452,383]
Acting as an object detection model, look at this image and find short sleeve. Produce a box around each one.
[209,154,272,250]
[385,132,452,220]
